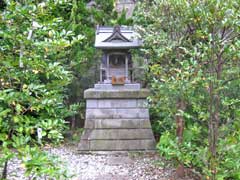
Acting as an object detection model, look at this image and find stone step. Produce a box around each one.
[81,129,154,140]
[79,139,156,151]
[86,108,149,119]
[86,99,147,108]
[84,119,151,129]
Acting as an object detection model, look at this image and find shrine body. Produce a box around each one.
[96,25,141,87]
[78,26,156,152]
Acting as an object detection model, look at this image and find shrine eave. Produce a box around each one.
[95,26,142,49]
[95,42,142,49]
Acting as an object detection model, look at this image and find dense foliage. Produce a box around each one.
[134,0,239,179]
[0,1,80,179]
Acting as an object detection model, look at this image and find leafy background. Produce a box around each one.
[0,0,239,179]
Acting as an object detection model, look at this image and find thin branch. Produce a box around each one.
[220,29,234,43]
[221,26,226,40]
[222,76,240,86]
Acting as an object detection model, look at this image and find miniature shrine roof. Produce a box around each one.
[95,26,142,49]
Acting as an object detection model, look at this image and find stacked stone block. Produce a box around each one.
[78,88,156,151]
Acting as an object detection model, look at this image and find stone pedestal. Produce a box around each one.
[78,84,156,152]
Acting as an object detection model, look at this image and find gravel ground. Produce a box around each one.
[4,145,195,180]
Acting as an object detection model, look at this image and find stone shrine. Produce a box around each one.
[78,26,156,151]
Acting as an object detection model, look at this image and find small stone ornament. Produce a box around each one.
[37,127,42,144]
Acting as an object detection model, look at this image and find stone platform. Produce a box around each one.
[78,85,156,152]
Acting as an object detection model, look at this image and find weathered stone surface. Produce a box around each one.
[139,119,152,128]
[86,108,149,119]
[87,99,135,108]
[80,129,93,140]
[137,99,148,108]
[86,99,148,108]
[86,100,98,108]
[94,83,141,90]
[84,89,150,99]
[81,129,154,140]
[89,139,156,151]
[78,139,90,151]
[79,86,156,152]
[98,99,137,108]
[84,119,151,129]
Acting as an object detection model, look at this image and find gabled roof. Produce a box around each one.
[95,26,142,49]
[103,26,131,43]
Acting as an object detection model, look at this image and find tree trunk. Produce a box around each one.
[208,83,221,180]
[176,98,186,178]
[1,160,8,179]
[208,50,223,180]
[71,115,76,130]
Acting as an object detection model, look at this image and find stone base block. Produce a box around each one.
[86,108,149,119]
[79,87,156,152]
[84,89,150,99]
[81,129,154,140]
[79,139,156,151]
[86,99,148,108]
[78,118,156,151]
[84,119,151,129]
